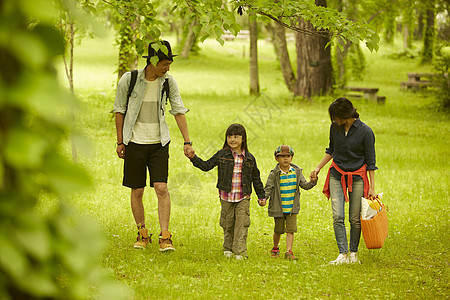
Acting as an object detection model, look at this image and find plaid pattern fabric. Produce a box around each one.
[219,150,249,202]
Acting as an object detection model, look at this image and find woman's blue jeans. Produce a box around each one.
[329,175,363,254]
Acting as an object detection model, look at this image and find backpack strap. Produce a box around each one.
[160,78,170,116]
[125,70,138,115]
[162,78,169,103]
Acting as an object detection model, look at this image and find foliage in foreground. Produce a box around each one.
[0,0,126,299]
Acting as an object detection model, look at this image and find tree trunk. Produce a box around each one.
[181,19,198,59]
[61,20,77,163]
[118,15,139,79]
[421,1,436,63]
[249,14,259,95]
[403,24,409,50]
[414,9,424,40]
[267,22,295,92]
[335,38,350,88]
[294,0,332,99]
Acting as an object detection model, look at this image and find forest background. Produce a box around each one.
[0,0,449,299]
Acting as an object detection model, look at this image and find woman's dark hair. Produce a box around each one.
[222,123,248,152]
[328,97,359,123]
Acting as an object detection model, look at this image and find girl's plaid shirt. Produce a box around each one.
[219,150,249,202]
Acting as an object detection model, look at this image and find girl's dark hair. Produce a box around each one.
[328,97,359,123]
[222,123,248,152]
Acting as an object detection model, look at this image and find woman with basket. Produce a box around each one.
[311,98,377,265]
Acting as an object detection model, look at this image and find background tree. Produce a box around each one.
[236,0,380,99]
[421,0,436,63]
[265,22,296,92]
[0,0,125,298]
[100,0,164,79]
[249,11,260,95]
[294,0,333,98]
[57,0,98,163]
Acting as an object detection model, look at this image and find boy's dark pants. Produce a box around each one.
[220,198,250,255]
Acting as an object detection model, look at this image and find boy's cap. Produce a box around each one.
[274,145,294,157]
[143,40,177,61]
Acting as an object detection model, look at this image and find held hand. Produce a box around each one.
[116,144,125,159]
[310,168,320,180]
[258,199,267,207]
[310,174,318,182]
[184,145,195,159]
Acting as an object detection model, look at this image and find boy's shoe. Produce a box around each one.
[134,228,151,249]
[159,231,175,252]
[270,247,280,258]
[329,253,349,265]
[285,250,297,261]
[349,252,360,264]
[224,251,233,258]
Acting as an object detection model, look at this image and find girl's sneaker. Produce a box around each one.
[270,247,280,258]
[329,253,349,265]
[349,252,360,264]
[285,250,297,260]
[224,251,233,258]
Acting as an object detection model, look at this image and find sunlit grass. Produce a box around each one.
[55,30,450,299]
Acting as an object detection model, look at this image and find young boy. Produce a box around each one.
[261,145,317,260]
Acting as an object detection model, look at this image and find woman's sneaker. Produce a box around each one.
[270,247,280,258]
[285,250,297,261]
[329,253,349,265]
[349,252,360,264]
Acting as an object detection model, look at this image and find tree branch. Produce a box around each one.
[257,11,331,38]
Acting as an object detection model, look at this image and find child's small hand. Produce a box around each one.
[258,199,267,206]
[310,174,318,182]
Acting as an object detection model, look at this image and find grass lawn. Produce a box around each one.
[51,31,449,299]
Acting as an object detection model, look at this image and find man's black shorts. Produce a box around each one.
[123,142,169,188]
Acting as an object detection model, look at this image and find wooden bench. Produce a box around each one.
[400,72,448,90]
[344,87,385,104]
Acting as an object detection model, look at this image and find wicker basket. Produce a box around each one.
[361,204,388,249]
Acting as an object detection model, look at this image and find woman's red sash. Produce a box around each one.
[323,161,370,202]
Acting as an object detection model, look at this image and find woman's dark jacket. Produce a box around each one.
[190,149,265,200]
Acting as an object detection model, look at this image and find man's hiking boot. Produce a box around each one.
[270,247,280,258]
[285,250,297,261]
[159,230,175,252]
[134,228,151,249]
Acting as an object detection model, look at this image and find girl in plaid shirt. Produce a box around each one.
[189,123,265,259]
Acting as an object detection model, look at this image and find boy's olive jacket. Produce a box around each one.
[190,149,265,200]
[265,163,317,218]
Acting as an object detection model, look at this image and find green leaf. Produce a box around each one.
[21,269,58,297]
[216,37,225,46]
[19,0,58,22]
[10,32,47,69]
[150,55,159,66]
[4,128,48,169]
[0,234,27,280]
[193,24,203,36]
[45,155,92,195]
[32,25,65,59]
[16,218,51,261]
